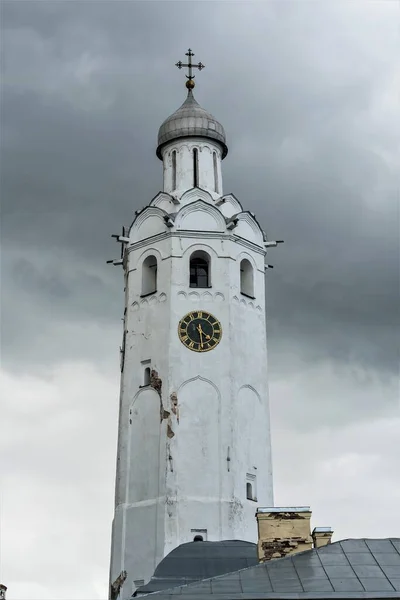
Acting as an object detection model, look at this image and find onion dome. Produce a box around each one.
[156,89,228,160]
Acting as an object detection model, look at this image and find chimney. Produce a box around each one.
[312,526,334,548]
[256,506,313,562]
[0,584,7,600]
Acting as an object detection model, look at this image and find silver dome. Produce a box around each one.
[156,90,228,160]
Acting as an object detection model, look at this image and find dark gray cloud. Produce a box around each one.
[1,0,398,407]
[2,2,398,373]
[1,3,399,597]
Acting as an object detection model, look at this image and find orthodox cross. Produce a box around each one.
[175,49,205,88]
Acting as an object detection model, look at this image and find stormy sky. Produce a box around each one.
[1,1,399,598]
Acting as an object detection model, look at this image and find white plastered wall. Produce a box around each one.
[110,193,274,600]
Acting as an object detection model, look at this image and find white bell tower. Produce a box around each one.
[109,49,281,600]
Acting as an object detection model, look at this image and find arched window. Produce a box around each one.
[240,259,254,298]
[190,250,210,288]
[172,150,177,190]
[213,151,219,193]
[246,482,253,500]
[246,473,257,501]
[193,535,203,542]
[193,148,199,187]
[144,367,151,386]
[142,255,157,296]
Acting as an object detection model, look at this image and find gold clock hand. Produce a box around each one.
[197,324,204,348]
[198,323,211,341]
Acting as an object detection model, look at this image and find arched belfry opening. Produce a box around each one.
[240,259,254,298]
[189,250,210,288]
[142,255,158,296]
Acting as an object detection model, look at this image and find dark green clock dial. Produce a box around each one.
[178,311,222,352]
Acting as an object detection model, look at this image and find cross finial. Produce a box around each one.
[175,48,205,90]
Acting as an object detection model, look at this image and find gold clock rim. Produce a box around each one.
[177,310,223,353]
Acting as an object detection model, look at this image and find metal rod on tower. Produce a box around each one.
[264,240,284,248]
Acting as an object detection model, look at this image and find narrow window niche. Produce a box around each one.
[141,255,158,296]
[191,528,207,541]
[141,360,151,386]
[240,259,255,298]
[172,150,177,190]
[193,148,199,187]
[246,473,257,501]
[213,151,219,193]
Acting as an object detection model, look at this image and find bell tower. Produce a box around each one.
[109,49,282,600]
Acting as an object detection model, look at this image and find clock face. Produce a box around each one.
[178,310,222,353]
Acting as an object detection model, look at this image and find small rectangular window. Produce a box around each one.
[191,528,207,541]
[246,473,257,501]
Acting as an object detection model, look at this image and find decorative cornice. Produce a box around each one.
[126,230,266,256]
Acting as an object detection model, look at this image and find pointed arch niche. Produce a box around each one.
[127,387,161,503]
[175,376,221,499]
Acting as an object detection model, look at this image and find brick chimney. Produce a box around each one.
[312,526,334,548]
[256,506,313,562]
[0,584,7,600]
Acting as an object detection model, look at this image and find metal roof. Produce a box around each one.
[134,540,257,596]
[156,90,228,160]
[144,539,400,599]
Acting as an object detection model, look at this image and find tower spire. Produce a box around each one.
[175,48,205,90]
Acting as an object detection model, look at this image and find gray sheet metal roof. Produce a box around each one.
[134,540,257,595]
[156,90,228,160]
[145,539,400,599]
